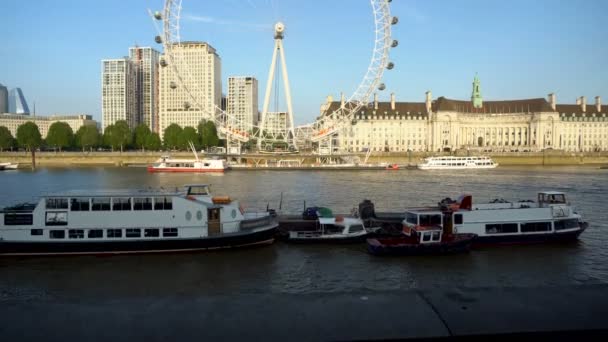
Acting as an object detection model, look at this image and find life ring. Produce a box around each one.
[453,227,458,234]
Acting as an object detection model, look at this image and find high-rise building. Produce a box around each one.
[0,84,8,113]
[129,47,161,132]
[227,76,258,132]
[8,88,30,114]
[101,58,137,132]
[158,42,221,139]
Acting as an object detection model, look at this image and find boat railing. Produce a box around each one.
[1,203,37,213]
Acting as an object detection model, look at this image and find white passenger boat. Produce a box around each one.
[0,162,18,171]
[147,142,227,173]
[417,156,497,170]
[0,184,277,256]
[283,216,379,243]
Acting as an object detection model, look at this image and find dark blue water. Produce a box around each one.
[1,166,607,300]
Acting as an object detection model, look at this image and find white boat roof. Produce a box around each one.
[539,191,566,195]
[46,188,182,198]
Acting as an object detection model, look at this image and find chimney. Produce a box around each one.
[576,97,581,105]
[390,93,396,111]
[340,92,345,108]
[596,96,601,112]
[425,90,432,113]
[548,93,556,111]
[374,93,378,110]
[581,96,586,112]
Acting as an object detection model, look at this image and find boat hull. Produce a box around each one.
[281,233,369,244]
[472,227,586,248]
[0,226,277,256]
[147,166,225,173]
[367,233,476,256]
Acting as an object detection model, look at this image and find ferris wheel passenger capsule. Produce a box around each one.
[154,36,162,44]
[170,82,177,89]
[378,83,386,91]
[391,40,399,48]
[160,58,167,67]
[184,102,191,109]
[153,11,162,20]
[386,62,395,70]
[391,17,399,25]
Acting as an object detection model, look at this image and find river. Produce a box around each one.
[1,166,607,300]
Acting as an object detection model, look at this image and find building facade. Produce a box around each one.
[227,76,258,132]
[0,84,8,114]
[101,58,137,132]
[8,88,30,114]
[158,42,221,139]
[0,114,97,139]
[329,78,607,153]
[129,47,161,133]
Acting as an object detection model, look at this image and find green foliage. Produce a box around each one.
[0,126,16,151]
[163,123,183,150]
[199,121,220,148]
[103,125,118,151]
[145,132,162,151]
[75,125,100,152]
[16,122,42,150]
[46,122,74,152]
[113,120,132,152]
[134,124,151,151]
[179,126,199,150]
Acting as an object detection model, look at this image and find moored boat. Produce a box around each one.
[147,142,227,173]
[418,156,497,170]
[0,184,277,256]
[0,162,18,171]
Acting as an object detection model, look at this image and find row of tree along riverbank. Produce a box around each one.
[1,151,607,168]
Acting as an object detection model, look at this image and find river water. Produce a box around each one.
[1,166,607,300]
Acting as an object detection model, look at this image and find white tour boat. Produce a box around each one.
[0,184,277,256]
[282,216,379,243]
[147,142,227,173]
[0,162,18,171]
[417,156,498,170]
[436,191,587,246]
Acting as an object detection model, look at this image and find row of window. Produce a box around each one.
[36,228,180,239]
[484,219,579,234]
[47,197,173,212]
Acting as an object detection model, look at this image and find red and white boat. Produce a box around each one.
[147,142,227,173]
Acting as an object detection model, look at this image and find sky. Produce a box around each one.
[0,0,607,125]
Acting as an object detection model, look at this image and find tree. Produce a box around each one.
[16,122,42,169]
[179,126,199,150]
[75,125,100,152]
[134,124,151,152]
[163,123,182,150]
[199,121,220,149]
[0,126,16,152]
[46,122,74,152]
[145,132,162,151]
[113,120,132,152]
[103,125,118,152]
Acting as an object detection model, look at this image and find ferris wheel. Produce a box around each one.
[151,0,398,152]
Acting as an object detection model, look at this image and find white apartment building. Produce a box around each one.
[101,58,137,132]
[129,47,161,133]
[227,76,258,132]
[158,42,221,139]
[0,114,97,139]
[263,112,288,135]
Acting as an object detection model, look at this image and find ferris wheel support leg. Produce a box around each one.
[278,40,297,149]
[259,40,280,150]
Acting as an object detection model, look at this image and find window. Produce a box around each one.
[69,229,85,239]
[70,198,90,211]
[422,232,431,242]
[88,229,103,238]
[350,224,364,233]
[126,228,141,238]
[134,198,153,210]
[554,219,579,231]
[144,228,160,237]
[4,213,33,225]
[485,223,518,234]
[155,197,173,210]
[107,229,122,238]
[50,230,65,239]
[163,228,178,237]
[419,215,442,226]
[46,212,68,226]
[46,198,68,209]
[405,213,418,225]
[113,198,131,211]
[432,231,441,241]
[521,222,551,233]
[92,198,111,211]
[31,229,43,236]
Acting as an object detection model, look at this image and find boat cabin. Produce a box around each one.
[402,210,444,244]
[318,217,366,235]
[538,192,567,206]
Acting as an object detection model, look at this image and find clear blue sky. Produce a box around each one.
[1,0,607,124]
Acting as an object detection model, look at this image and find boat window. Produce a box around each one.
[419,214,441,226]
[133,198,153,210]
[126,228,141,238]
[68,229,85,239]
[485,223,518,234]
[46,198,68,210]
[92,198,111,211]
[88,229,103,238]
[554,219,579,231]
[45,212,68,226]
[405,213,418,224]
[432,231,441,241]
[154,197,173,210]
[454,214,463,225]
[30,229,43,236]
[70,198,90,211]
[349,224,364,233]
[521,222,552,233]
[187,186,209,196]
[422,232,431,242]
[112,198,132,211]
[50,230,65,239]
[163,228,178,237]
[145,228,160,237]
[4,213,33,225]
[107,229,122,238]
